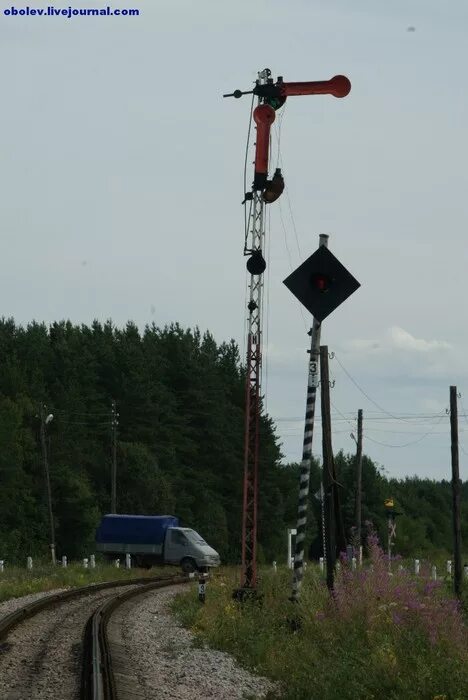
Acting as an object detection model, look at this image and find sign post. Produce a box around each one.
[284,239,360,600]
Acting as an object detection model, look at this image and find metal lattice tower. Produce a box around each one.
[241,193,266,589]
[241,69,270,591]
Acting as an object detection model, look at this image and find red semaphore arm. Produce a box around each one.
[278,75,351,98]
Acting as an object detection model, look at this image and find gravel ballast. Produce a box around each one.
[109,584,280,699]
[0,587,69,618]
[0,584,140,700]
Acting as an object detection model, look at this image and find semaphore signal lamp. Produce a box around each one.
[246,249,266,275]
[312,273,332,292]
[283,245,360,322]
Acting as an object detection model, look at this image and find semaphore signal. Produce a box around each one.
[224,68,352,599]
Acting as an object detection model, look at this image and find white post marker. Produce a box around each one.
[0,560,4,573]
[125,553,131,569]
[27,556,33,570]
[319,557,324,573]
[198,574,206,603]
[287,529,296,569]
[115,558,120,568]
[61,555,67,568]
[90,554,96,569]
[272,561,277,572]
[464,565,468,579]
[414,559,420,575]
[83,558,89,569]
[431,565,437,581]
[351,557,357,571]
[447,560,452,575]
[359,545,363,566]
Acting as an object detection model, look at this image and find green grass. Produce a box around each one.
[172,563,468,700]
[0,560,179,603]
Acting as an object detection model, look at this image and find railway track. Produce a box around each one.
[0,573,190,700]
[81,574,189,700]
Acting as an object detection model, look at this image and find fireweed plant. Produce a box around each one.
[172,533,468,700]
[330,532,466,648]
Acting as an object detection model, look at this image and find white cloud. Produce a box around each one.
[346,326,451,355]
[386,326,451,353]
[347,338,381,351]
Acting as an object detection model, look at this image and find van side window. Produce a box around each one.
[171,530,187,545]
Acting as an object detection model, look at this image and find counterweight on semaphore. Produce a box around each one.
[224,70,351,595]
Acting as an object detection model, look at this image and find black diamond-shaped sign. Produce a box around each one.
[283,246,360,322]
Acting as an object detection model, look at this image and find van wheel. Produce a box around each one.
[180,557,198,574]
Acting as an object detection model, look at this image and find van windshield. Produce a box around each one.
[184,529,207,546]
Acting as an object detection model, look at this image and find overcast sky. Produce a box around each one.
[2,0,468,480]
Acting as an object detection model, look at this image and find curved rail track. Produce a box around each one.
[0,573,191,700]
[81,574,189,700]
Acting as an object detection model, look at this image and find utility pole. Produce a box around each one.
[319,346,347,592]
[320,346,336,591]
[290,234,328,602]
[334,457,347,557]
[354,409,363,550]
[450,386,462,597]
[320,482,326,572]
[111,400,118,513]
[39,405,56,565]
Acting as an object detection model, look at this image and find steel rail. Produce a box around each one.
[0,574,181,641]
[81,574,190,700]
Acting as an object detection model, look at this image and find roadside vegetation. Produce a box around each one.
[173,540,468,700]
[0,561,177,603]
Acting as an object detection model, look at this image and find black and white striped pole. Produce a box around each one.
[290,234,329,602]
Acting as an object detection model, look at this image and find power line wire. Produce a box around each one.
[52,409,109,417]
[243,92,255,239]
[455,393,468,456]
[274,412,450,423]
[263,200,272,411]
[272,117,309,333]
[274,117,303,264]
[330,399,356,432]
[333,354,433,424]
[363,413,446,448]
[277,199,308,332]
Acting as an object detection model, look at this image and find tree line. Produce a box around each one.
[0,318,465,563]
